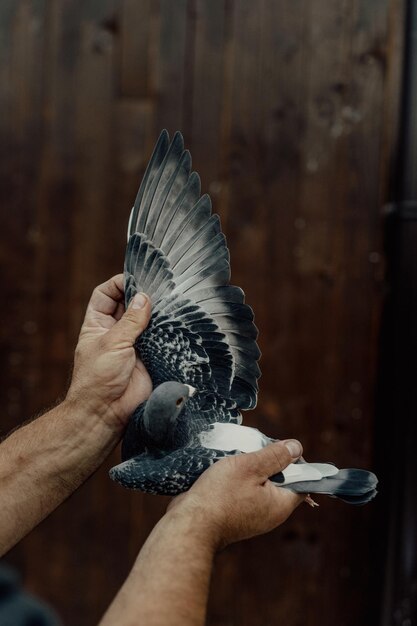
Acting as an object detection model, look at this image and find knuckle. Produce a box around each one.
[267,443,289,468]
[123,309,141,325]
[245,442,291,477]
[124,311,147,333]
[120,314,133,328]
[239,452,263,477]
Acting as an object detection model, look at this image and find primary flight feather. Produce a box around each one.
[109,130,378,504]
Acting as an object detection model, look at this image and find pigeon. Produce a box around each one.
[109,130,378,505]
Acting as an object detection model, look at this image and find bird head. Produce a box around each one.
[142,381,196,447]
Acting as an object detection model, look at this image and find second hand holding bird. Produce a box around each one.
[167,438,306,550]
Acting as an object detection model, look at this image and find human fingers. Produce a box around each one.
[242,439,303,482]
[87,274,125,317]
[104,292,151,348]
[268,486,306,526]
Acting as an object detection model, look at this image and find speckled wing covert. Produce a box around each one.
[112,446,236,495]
[124,130,261,425]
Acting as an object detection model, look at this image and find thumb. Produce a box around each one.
[244,439,303,481]
[106,292,151,347]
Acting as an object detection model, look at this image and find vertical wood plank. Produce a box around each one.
[0,0,47,435]
[153,0,188,134]
[188,0,227,184]
[120,0,153,98]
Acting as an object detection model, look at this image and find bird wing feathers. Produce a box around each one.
[110,446,233,495]
[125,130,261,411]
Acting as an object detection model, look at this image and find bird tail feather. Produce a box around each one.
[277,468,378,505]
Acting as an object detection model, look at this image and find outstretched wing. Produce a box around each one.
[125,234,234,401]
[126,130,261,411]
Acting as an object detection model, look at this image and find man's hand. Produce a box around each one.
[168,439,305,549]
[0,275,152,555]
[101,439,305,626]
[66,274,152,430]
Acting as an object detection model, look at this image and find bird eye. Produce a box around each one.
[176,397,184,406]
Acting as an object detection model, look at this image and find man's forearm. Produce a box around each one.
[0,399,121,555]
[100,506,216,626]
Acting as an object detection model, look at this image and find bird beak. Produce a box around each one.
[185,384,197,398]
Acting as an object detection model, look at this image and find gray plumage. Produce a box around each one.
[109,130,378,505]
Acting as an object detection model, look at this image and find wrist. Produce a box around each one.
[44,399,123,483]
[59,396,124,465]
[163,498,224,554]
[64,387,126,436]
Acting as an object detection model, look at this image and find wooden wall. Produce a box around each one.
[0,1,404,624]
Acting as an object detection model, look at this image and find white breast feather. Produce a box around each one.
[199,423,268,453]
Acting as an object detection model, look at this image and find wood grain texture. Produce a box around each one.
[0,1,404,624]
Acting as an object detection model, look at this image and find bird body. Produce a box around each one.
[109,130,378,504]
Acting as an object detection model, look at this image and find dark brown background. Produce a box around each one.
[0,1,405,625]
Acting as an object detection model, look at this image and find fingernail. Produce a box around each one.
[284,439,302,458]
[131,293,147,309]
